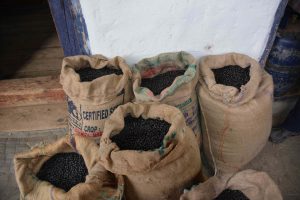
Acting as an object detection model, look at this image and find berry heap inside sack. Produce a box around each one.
[14,135,124,200]
[60,55,132,139]
[180,169,282,200]
[132,51,201,144]
[99,102,201,200]
[198,53,274,175]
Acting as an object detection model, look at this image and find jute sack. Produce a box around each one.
[60,55,132,138]
[14,135,124,200]
[99,102,201,200]
[132,51,201,144]
[180,169,282,200]
[198,53,273,175]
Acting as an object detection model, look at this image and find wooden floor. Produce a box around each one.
[7,35,63,79]
[0,0,67,132]
[0,0,63,79]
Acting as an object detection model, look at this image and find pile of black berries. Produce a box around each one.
[36,152,88,192]
[141,70,185,95]
[111,116,171,151]
[212,65,250,91]
[76,66,123,82]
[215,189,249,200]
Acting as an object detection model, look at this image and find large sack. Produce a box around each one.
[14,135,124,200]
[99,102,201,200]
[180,169,282,200]
[60,54,133,138]
[132,51,201,144]
[198,53,273,175]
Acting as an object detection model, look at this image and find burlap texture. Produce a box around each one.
[198,53,273,175]
[60,54,133,138]
[132,51,201,143]
[14,135,124,200]
[180,169,282,200]
[99,102,201,200]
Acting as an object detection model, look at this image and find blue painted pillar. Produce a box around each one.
[48,0,91,56]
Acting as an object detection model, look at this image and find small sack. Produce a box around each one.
[14,135,124,200]
[198,53,273,175]
[60,54,133,138]
[180,169,282,200]
[132,51,201,144]
[99,102,201,200]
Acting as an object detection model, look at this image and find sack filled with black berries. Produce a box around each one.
[180,169,282,200]
[99,102,201,200]
[132,51,201,145]
[198,53,273,176]
[14,135,124,200]
[60,54,133,139]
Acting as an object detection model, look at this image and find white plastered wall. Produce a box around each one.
[80,0,281,65]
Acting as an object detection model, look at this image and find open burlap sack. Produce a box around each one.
[14,135,124,200]
[180,169,282,200]
[198,53,273,175]
[132,51,201,144]
[60,54,132,138]
[99,102,201,200]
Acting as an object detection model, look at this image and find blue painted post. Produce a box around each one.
[259,0,288,67]
[265,33,300,98]
[48,0,91,56]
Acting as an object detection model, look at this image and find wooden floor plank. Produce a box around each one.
[0,103,68,132]
[0,76,65,108]
[13,58,62,72]
[10,60,62,78]
[6,47,64,59]
[41,35,62,48]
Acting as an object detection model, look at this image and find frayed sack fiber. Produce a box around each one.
[132,51,201,144]
[198,53,273,175]
[99,102,201,200]
[60,54,133,138]
[14,135,124,200]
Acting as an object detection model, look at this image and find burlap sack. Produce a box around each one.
[132,51,201,144]
[180,169,282,200]
[60,54,132,138]
[14,135,124,200]
[198,53,273,175]
[99,102,201,200]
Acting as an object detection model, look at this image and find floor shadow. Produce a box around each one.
[0,0,57,79]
